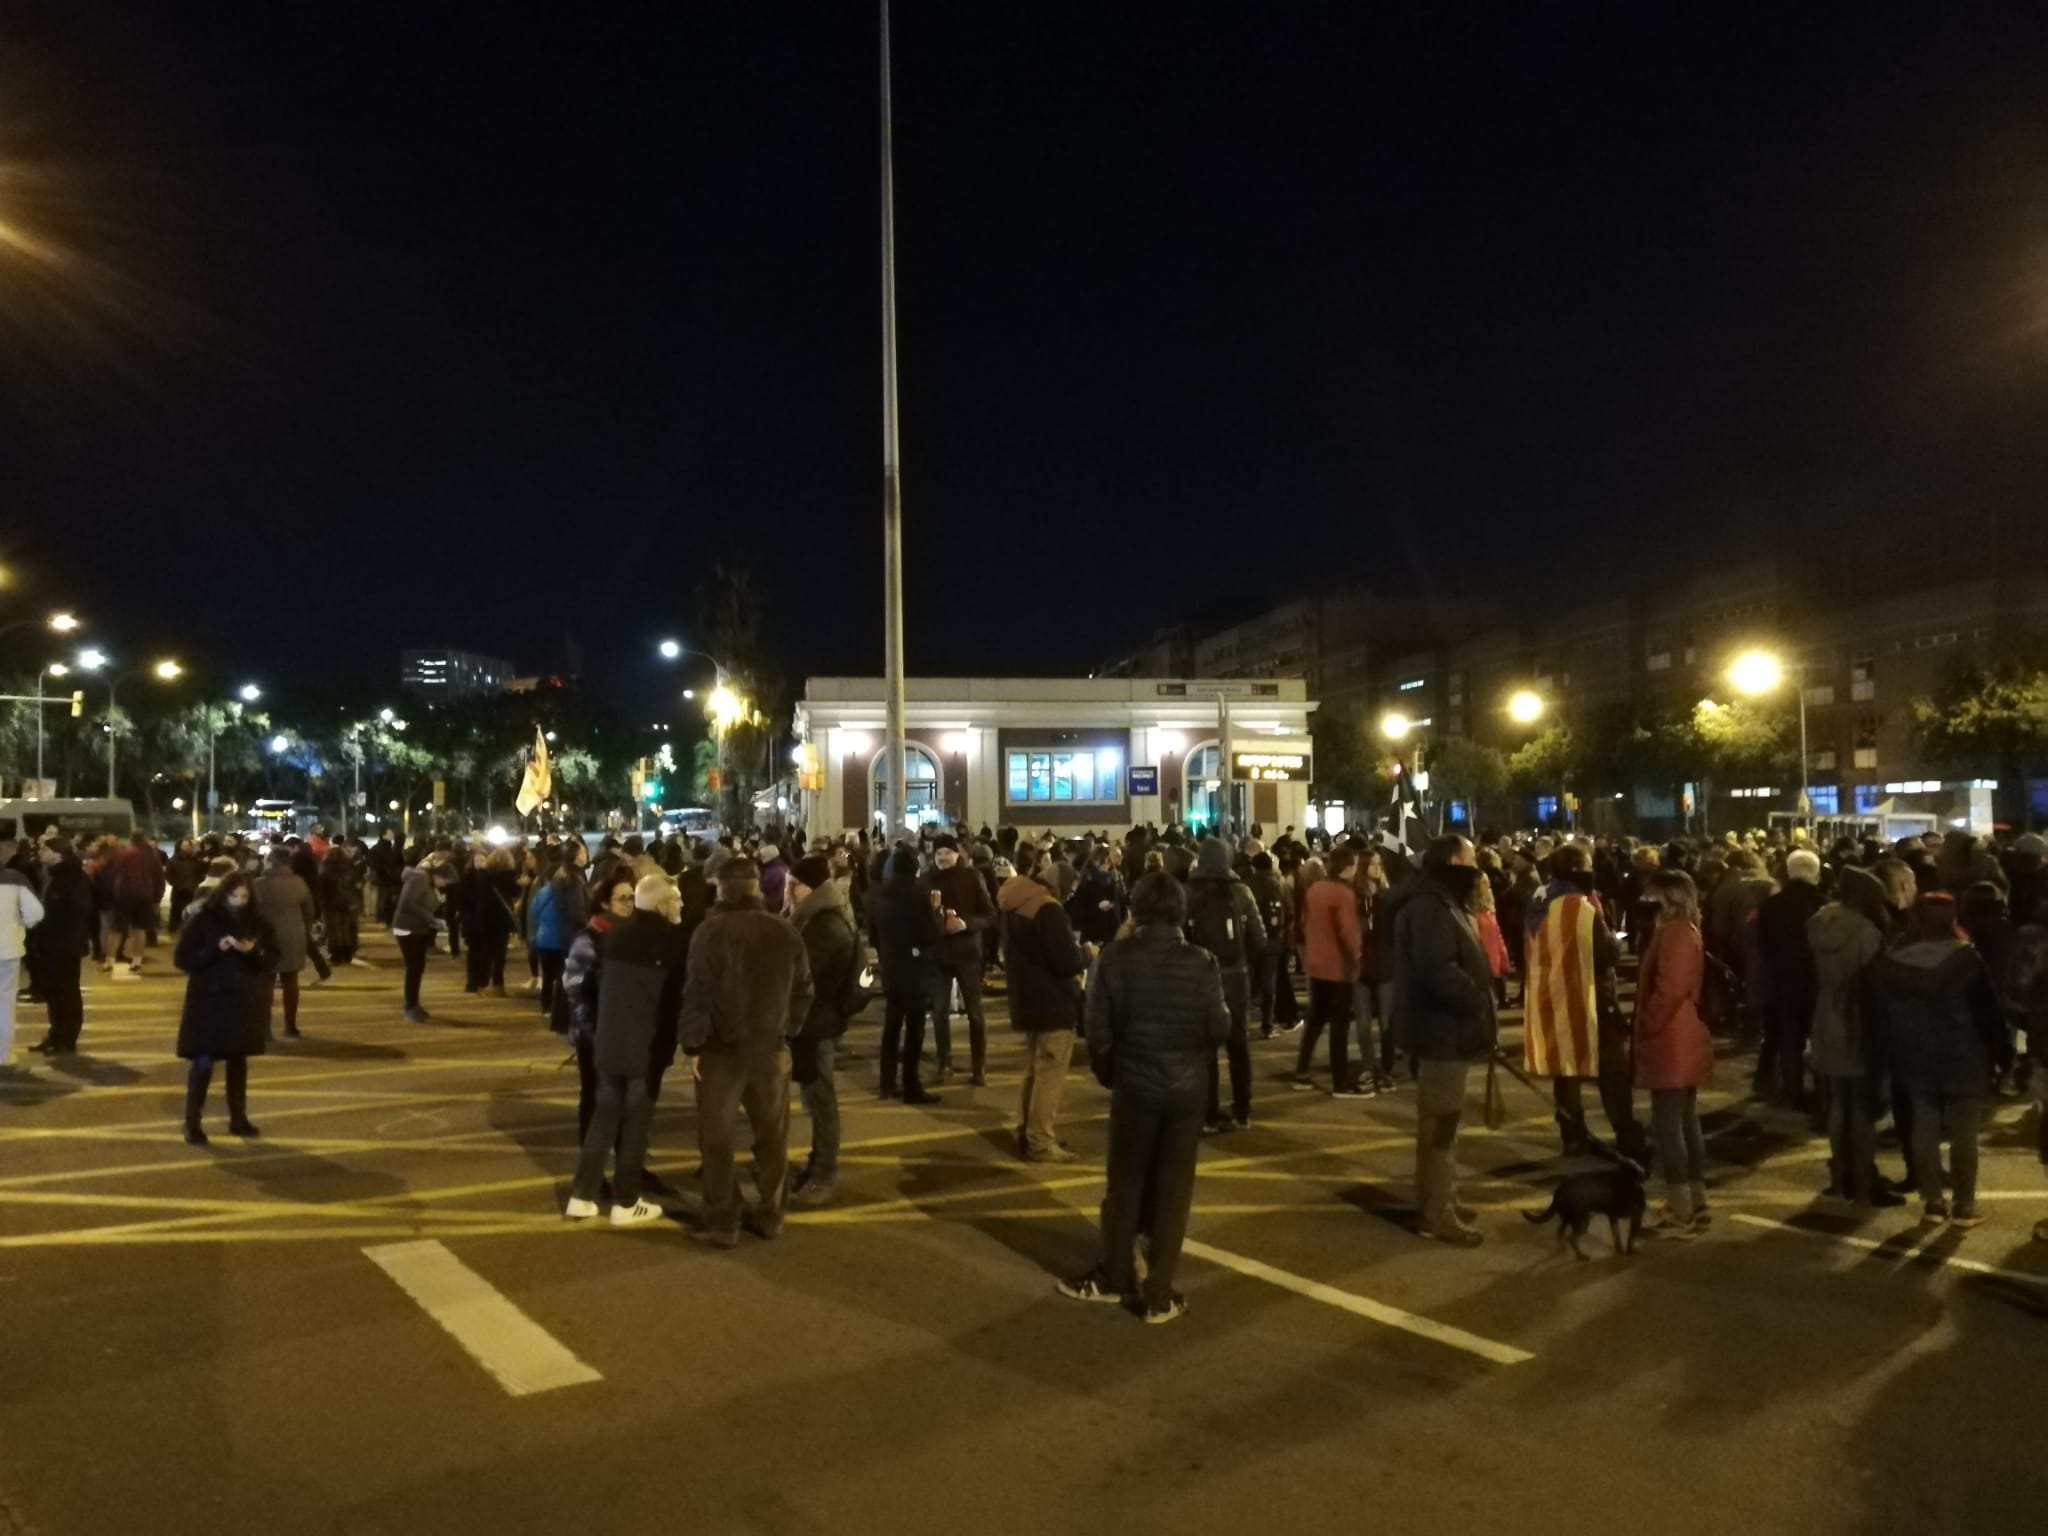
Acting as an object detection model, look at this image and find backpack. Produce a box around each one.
[1185,881,1245,968]
[1256,881,1287,941]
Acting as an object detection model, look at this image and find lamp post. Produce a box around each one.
[1729,649,1810,823]
[0,611,81,646]
[100,659,182,798]
[659,641,744,831]
[35,661,69,788]
[206,683,263,834]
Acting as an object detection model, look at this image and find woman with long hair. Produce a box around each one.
[174,874,278,1145]
[554,871,638,1143]
[1633,870,1713,1235]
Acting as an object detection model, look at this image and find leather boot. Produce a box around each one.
[225,1057,259,1138]
[184,1059,214,1146]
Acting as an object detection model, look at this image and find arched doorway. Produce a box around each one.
[1184,740,1222,832]
[871,743,943,828]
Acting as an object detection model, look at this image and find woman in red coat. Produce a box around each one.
[1634,870,1713,1235]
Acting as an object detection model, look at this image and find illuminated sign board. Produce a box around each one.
[1232,751,1310,782]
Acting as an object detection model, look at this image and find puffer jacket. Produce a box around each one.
[1084,923,1229,1105]
[1871,937,2003,1096]
[999,874,1086,1034]
[1388,868,1497,1062]
[0,868,46,962]
[1807,898,1884,1078]
[679,894,814,1057]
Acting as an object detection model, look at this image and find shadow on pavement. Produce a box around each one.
[0,1066,83,1106]
[208,1145,408,1204]
[269,1037,405,1061]
[48,1054,147,1087]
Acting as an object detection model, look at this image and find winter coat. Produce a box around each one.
[1871,938,2004,1097]
[1632,919,1712,1090]
[318,870,360,953]
[1084,924,1230,1106]
[679,895,814,1058]
[1065,868,1126,947]
[166,852,204,897]
[793,879,861,1041]
[592,910,681,1079]
[547,868,589,945]
[174,903,278,1059]
[31,860,94,962]
[1302,876,1362,982]
[867,855,941,998]
[1756,880,1826,1021]
[392,866,443,935]
[529,879,566,953]
[1806,901,1884,1078]
[0,868,45,962]
[1388,869,1497,1062]
[252,871,316,975]
[553,914,613,1042]
[1184,841,1265,975]
[999,875,1087,1035]
[465,868,519,943]
[1247,867,1291,953]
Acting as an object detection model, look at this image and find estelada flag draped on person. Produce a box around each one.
[515,727,552,817]
[1522,884,1600,1079]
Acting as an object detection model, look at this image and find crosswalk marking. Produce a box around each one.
[365,1239,602,1397]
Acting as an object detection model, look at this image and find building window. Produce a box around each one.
[1854,784,1881,815]
[1853,746,1877,770]
[1005,748,1120,806]
[1398,678,1426,692]
[1851,655,1876,702]
[2031,779,2048,820]
[1806,785,1839,815]
[873,745,943,826]
[1646,652,1671,673]
[1810,749,1837,771]
[1801,685,1834,707]
[1536,794,1560,822]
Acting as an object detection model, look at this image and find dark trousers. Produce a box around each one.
[792,1036,841,1181]
[1760,1003,1813,1104]
[1823,1073,1880,1202]
[1206,970,1252,1124]
[185,1054,249,1128]
[572,1072,653,1206]
[1273,951,1301,1024]
[1297,977,1355,1085]
[1552,1010,1642,1150]
[879,993,930,1093]
[536,948,566,1014]
[1907,1086,1982,1212]
[465,935,507,991]
[1098,1092,1206,1309]
[42,950,85,1051]
[574,1034,597,1142]
[397,932,431,1009]
[266,973,301,1034]
[695,1049,792,1234]
[306,940,332,983]
[1251,950,1280,1033]
[931,948,987,1074]
[375,881,398,927]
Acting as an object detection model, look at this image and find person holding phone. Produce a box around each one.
[173,873,278,1145]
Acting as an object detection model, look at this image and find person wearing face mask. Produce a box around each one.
[926,835,997,1085]
[1387,835,1497,1246]
[173,873,279,1145]
[1523,843,1644,1161]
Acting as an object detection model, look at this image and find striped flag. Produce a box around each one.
[515,727,552,817]
[1522,886,1599,1079]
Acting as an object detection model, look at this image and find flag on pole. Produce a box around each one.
[515,727,552,817]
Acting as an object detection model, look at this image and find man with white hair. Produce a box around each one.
[1756,847,1827,1109]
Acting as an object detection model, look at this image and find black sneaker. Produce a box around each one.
[902,1087,941,1106]
[1332,1081,1370,1098]
[1056,1272,1122,1304]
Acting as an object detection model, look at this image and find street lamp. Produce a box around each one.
[1728,648,1811,820]
[31,661,71,789]
[658,638,682,660]
[1380,712,1413,741]
[203,683,264,835]
[0,611,82,644]
[102,658,183,798]
[1507,690,1545,725]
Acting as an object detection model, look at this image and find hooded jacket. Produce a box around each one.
[1084,923,1230,1104]
[680,894,814,1057]
[1870,936,2003,1096]
[867,848,941,997]
[1000,873,1087,1033]
[792,877,861,1041]
[1806,872,1886,1079]
[31,858,94,961]
[1184,839,1266,975]
[1388,867,1497,1062]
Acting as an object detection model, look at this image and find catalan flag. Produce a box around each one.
[1523,883,1599,1079]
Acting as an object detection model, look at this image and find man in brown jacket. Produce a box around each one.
[680,857,814,1248]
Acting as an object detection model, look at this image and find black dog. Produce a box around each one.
[1524,1157,1647,1260]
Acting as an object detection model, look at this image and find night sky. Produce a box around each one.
[4,3,2046,715]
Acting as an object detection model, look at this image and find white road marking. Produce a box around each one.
[1731,1214,2048,1287]
[364,1239,602,1396]
[1178,1238,1534,1365]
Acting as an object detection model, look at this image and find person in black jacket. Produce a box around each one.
[868,845,943,1104]
[1755,848,1827,1107]
[463,848,519,996]
[1186,837,1267,1132]
[1059,871,1229,1324]
[789,856,861,1205]
[173,875,278,1146]
[367,831,404,928]
[1389,835,1497,1248]
[927,835,997,1084]
[28,839,97,1057]
[1001,855,1089,1163]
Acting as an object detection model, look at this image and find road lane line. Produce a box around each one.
[1730,1214,2048,1286]
[1178,1238,1535,1365]
[365,1239,602,1396]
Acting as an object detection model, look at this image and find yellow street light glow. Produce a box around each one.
[1728,650,1783,696]
[707,684,744,728]
[46,662,68,677]
[1508,690,1544,724]
[153,659,182,680]
[49,612,79,632]
[1380,712,1413,741]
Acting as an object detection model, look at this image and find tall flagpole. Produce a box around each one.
[880,0,908,843]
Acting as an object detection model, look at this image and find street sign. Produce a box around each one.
[1231,751,1309,782]
[1129,766,1159,796]
[207,789,220,811]
[1155,681,1279,699]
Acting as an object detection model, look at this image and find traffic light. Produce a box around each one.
[642,780,663,803]
[70,690,84,718]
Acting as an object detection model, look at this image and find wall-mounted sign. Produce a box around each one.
[1232,751,1310,782]
[1129,766,1159,796]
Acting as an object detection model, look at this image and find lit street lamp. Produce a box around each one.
[1508,690,1545,725]
[100,658,182,798]
[203,684,263,835]
[1728,648,1810,821]
[0,611,81,644]
[1380,712,1413,741]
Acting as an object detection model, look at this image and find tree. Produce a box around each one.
[1310,701,1393,814]
[1687,697,1796,787]
[1507,725,1578,799]
[1909,659,2048,828]
[1427,736,1508,835]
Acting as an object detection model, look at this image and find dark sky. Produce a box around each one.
[4,3,2046,714]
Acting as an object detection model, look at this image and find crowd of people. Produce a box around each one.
[2,812,2045,1325]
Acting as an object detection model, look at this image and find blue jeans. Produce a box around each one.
[1352,980,1393,1074]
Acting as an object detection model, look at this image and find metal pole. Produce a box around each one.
[1795,679,1811,826]
[879,0,908,844]
[35,669,45,786]
[106,678,119,798]
[1219,693,1232,836]
[207,714,216,835]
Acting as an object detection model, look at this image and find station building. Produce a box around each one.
[793,677,1316,839]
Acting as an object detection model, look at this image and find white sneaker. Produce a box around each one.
[308,972,328,987]
[563,1197,600,1220]
[350,957,375,969]
[609,1199,664,1229]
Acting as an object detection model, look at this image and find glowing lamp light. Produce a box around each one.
[270,734,289,753]
[485,824,510,846]
[379,707,395,723]
[387,799,400,812]
[1508,691,1544,725]
[1381,712,1413,741]
[47,662,68,678]
[154,660,182,679]
[658,639,682,659]
[841,731,873,756]
[49,612,79,633]
[77,649,107,670]
[1728,650,1784,696]
[171,797,186,811]
[941,732,968,754]
[239,684,262,702]
[706,684,743,728]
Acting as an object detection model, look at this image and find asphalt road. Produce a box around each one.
[3,931,2046,1536]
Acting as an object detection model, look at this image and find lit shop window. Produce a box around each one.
[1005,748,1122,805]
